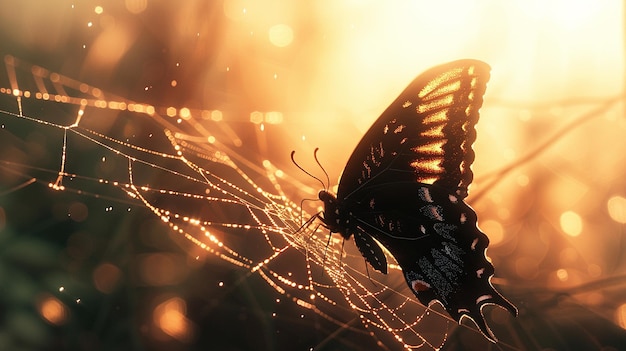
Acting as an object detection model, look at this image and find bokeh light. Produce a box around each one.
[37,295,69,326]
[153,297,194,342]
[607,195,626,223]
[268,24,294,47]
[560,211,583,237]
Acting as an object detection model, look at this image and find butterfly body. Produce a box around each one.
[316,59,517,342]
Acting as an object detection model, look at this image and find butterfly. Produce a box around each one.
[317,59,518,342]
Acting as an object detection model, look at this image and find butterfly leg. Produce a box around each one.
[296,211,323,237]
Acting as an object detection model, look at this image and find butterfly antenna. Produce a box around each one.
[313,148,330,191]
[291,150,326,190]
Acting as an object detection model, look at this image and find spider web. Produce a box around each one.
[0,55,477,350]
[5,54,625,351]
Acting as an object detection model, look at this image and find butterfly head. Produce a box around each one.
[318,189,335,205]
[318,190,339,229]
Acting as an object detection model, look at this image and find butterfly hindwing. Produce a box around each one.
[348,182,517,341]
[352,229,388,274]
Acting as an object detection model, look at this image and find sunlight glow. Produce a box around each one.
[269,24,294,47]
[479,220,504,246]
[607,196,626,223]
[0,0,624,348]
[556,268,569,281]
[125,0,147,14]
[617,303,626,329]
[560,211,583,237]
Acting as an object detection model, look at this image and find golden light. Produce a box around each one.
[616,303,626,329]
[211,110,223,121]
[166,107,177,117]
[268,24,294,47]
[560,211,582,237]
[38,295,69,325]
[515,257,539,280]
[607,196,626,224]
[516,174,529,187]
[125,0,147,14]
[265,111,283,124]
[84,23,136,73]
[556,268,569,282]
[153,297,193,342]
[223,0,247,20]
[179,107,191,120]
[480,220,504,246]
[588,264,602,278]
[517,0,599,29]
[1,0,625,347]
[250,111,263,124]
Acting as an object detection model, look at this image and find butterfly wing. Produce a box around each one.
[337,59,489,202]
[335,60,517,340]
[339,59,488,269]
[352,227,388,274]
[346,182,517,341]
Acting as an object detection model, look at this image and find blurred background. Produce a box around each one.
[1,0,626,350]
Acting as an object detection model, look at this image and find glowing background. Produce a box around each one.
[0,0,626,350]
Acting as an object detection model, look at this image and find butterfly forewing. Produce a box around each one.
[337,59,489,201]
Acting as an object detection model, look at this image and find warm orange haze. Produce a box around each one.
[0,1,624,350]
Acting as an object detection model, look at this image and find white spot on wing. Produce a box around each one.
[471,238,478,250]
[430,206,443,221]
[419,187,433,203]
[476,267,485,278]
[411,279,431,292]
[476,295,492,304]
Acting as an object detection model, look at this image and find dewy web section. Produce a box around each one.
[3,54,623,351]
[0,55,471,350]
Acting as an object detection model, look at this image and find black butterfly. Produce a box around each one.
[317,60,517,342]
